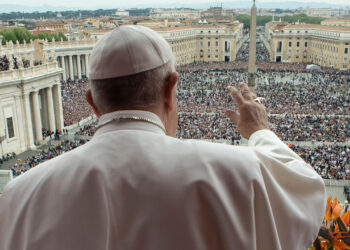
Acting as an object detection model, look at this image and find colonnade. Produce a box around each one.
[57,54,90,81]
[25,85,64,145]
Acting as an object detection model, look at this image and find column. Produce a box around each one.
[77,54,82,79]
[32,91,43,144]
[60,56,67,81]
[23,93,35,148]
[85,54,89,76]
[46,87,56,132]
[40,90,49,130]
[248,1,257,90]
[81,55,86,76]
[69,55,74,80]
[53,85,64,131]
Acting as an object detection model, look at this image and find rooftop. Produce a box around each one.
[283,24,350,32]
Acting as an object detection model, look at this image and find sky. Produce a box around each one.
[0,0,348,11]
[3,0,349,7]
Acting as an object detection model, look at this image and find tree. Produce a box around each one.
[236,13,324,30]
[0,29,17,45]
[0,28,67,45]
[236,14,251,29]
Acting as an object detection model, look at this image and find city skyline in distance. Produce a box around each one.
[1,0,349,13]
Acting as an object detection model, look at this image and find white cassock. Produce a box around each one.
[0,110,325,250]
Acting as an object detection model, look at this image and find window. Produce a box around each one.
[296,56,299,59]
[289,41,292,47]
[208,41,211,47]
[200,41,203,47]
[297,41,300,47]
[6,117,14,139]
[305,41,308,47]
[345,48,348,54]
[215,41,218,46]
[225,41,230,52]
[277,41,282,53]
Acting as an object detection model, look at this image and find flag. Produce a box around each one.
[324,196,332,221]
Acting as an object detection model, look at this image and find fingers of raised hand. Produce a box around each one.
[228,86,244,106]
[225,110,239,125]
[239,82,254,101]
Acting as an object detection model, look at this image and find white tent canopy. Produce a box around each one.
[306,64,321,70]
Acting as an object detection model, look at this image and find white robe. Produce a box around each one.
[0,110,325,250]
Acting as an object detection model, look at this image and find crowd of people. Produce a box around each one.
[235,37,270,63]
[177,112,241,143]
[270,115,349,142]
[177,69,349,116]
[75,122,97,137]
[61,78,92,126]
[0,54,30,72]
[293,145,350,180]
[9,140,87,177]
[0,152,16,167]
[0,55,10,71]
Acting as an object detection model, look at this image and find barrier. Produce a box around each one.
[0,170,13,193]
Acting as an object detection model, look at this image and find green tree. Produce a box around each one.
[33,32,67,42]
[236,14,251,29]
[12,28,32,43]
[257,15,273,26]
[236,13,324,30]
[0,29,17,45]
[0,28,67,45]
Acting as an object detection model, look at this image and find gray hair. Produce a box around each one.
[90,61,175,114]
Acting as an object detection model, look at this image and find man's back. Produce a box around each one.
[0,118,325,250]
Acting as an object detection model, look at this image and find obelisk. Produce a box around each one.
[248,0,257,90]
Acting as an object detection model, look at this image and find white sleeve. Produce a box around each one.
[248,129,303,164]
[248,129,326,250]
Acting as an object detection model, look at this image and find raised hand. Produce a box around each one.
[225,82,269,139]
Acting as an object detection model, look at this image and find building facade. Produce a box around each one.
[150,9,201,20]
[321,19,350,27]
[269,24,350,69]
[0,63,63,155]
[155,23,243,65]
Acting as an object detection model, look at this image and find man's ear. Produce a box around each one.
[164,72,178,112]
[86,89,102,118]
